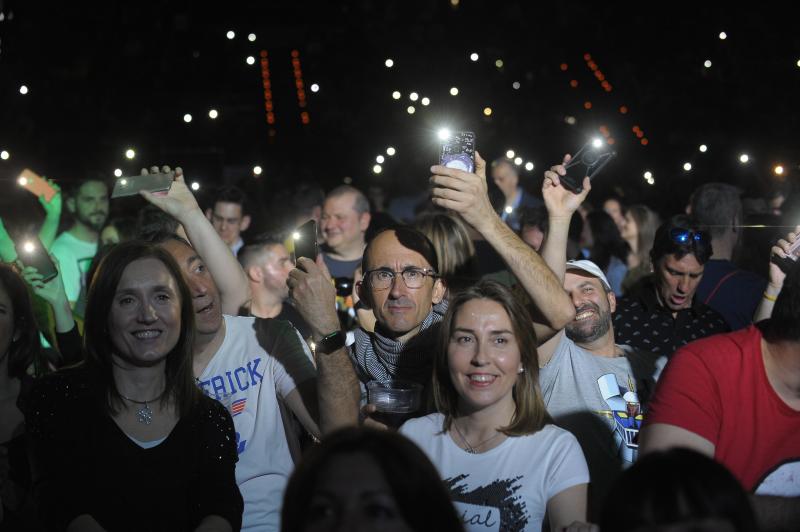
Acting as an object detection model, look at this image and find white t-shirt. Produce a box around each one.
[400,413,589,532]
[50,231,97,304]
[196,315,314,532]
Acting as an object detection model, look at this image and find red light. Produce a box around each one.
[632,125,640,132]
[636,131,644,138]
[595,71,605,80]
[291,50,299,58]
[641,138,649,146]
[570,79,578,88]
[583,53,592,61]
[584,101,592,109]
[619,105,628,114]
[607,138,616,145]
[260,50,268,58]
[560,63,568,71]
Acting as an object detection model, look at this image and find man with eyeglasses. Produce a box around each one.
[287,152,575,424]
[613,215,729,358]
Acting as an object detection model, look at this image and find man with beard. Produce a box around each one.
[536,156,665,520]
[51,178,109,312]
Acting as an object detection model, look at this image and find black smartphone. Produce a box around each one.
[771,237,800,274]
[561,141,617,194]
[293,220,318,261]
[16,236,58,283]
[111,172,174,199]
[439,131,476,173]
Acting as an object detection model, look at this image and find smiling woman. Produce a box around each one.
[400,280,591,532]
[24,241,243,531]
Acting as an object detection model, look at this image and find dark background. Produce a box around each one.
[1,1,797,227]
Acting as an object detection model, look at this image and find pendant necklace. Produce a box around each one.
[119,391,164,425]
[452,421,502,454]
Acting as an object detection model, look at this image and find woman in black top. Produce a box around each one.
[25,242,243,531]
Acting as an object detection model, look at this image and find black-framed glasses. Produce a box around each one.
[670,228,707,245]
[364,268,438,290]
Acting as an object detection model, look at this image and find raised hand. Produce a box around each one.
[768,225,800,291]
[542,155,591,219]
[430,151,497,233]
[287,255,340,341]
[38,179,62,218]
[139,165,200,222]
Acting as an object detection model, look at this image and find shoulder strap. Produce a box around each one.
[704,270,740,305]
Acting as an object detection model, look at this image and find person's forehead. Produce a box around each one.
[160,239,196,266]
[324,193,357,213]
[213,201,243,218]
[661,253,703,273]
[264,243,289,261]
[78,181,108,197]
[564,270,603,290]
[118,257,176,287]
[366,233,431,270]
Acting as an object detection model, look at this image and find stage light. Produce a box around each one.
[504,206,513,214]
[376,155,385,164]
[248,33,256,42]
[253,166,263,176]
[704,60,712,68]
[470,53,479,61]
[506,150,515,158]
[226,31,235,40]
[191,182,200,191]
[514,157,523,166]
[438,128,451,140]
[421,97,430,106]
[0,151,9,160]
[483,107,492,116]
[525,162,534,171]
[683,162,692,171]
[565,116,577,125]
[495,59,504,68]
[114,169,122,178]
[310,83,320,92]
[719,31,727,40]
[246,56,255,65]
[183,113,192,123]
[373,164,382,174]
[407,106,415,114]
[385,58,394,68]
[409,92,419,101]
[592,138,603,148]
[619,106,628,114]
[392,91,401,100]
[208,109,219,119]
[774,165,785,175]
[386,147,396,156]
[739,154,750,163]
[125,149,136,159]
[699,144,708,152]
[647,178,655,186]
[584,101,592,109]
[644,171,653,179]
[450,87,459,96]
[512,81,521,90]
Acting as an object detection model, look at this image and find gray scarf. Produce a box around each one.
[351,300,449,386]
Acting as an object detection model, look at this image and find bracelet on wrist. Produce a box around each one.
[763,292,778,302]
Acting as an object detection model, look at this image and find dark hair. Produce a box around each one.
[83,241,199,416]
[67,177,108,199]
[362,226,439,275]
[586,210,630,272]
[519,205,549,234]
[433,280,550,436]
[213,185,249,215]
[650,215,713,266]
[490,157,519,177]
[135,205,181,240]
[0,264,42,379]
[600,448,758,532]
[690,183,743,239]
[326,185,370,215]
[281,427,463,532]
[759,259,800,342]
[292,182,325,215]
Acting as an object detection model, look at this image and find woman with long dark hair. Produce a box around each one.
[25,241,242,531]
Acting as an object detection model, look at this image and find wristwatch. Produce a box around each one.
[316,330,346,354]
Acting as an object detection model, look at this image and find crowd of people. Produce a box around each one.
[0,147,798,532]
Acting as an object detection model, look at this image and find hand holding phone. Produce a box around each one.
[15,236,58,283]
[560,141,616,194]
[293,220,319,261]
[439,131,476,173]
[18,169,58,202]
[112,172,174,199]
[771,231,800,274]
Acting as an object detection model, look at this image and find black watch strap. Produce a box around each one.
[316,330,346,354]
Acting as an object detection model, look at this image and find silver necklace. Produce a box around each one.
[119,391,163,425]
[452,421,502,454]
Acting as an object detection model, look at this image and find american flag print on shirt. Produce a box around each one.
[231,398,247,417]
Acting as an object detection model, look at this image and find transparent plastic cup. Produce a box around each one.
[366,380,423,428]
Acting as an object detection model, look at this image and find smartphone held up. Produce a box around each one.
[16,236,58,283]
[439,130,476,173]
[560,139,617,194]
[111,172,175,199]
[293,220,319,262]
[18,169,58,202]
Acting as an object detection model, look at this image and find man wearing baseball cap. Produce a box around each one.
[534,156,666,520]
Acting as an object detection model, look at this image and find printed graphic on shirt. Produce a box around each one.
[446,474,529,531]
[754,459,800,497]
[595,373,643,463]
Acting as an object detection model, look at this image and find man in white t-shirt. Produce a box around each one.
[50,179,109,310]
[142,167,324,531]
[536,159,664,519]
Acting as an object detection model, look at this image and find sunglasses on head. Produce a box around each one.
[670,228,706,245]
